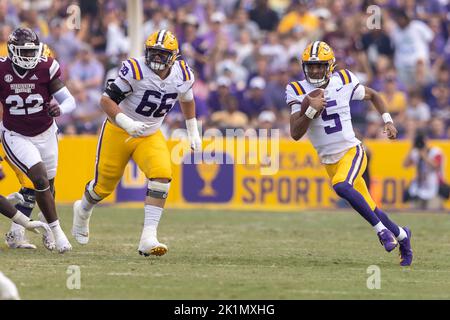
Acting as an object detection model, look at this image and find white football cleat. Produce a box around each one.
[138,235,168,257]
[5,228,36,249]
[138,227,168,256]
[55,233,72,254]
[37,212,56,251]
[0,272,20,300]
[72,200,91,245]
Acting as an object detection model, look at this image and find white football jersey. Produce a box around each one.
[115,56,194,135]
[286,69,366,163]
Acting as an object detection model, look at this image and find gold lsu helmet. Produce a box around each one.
[145,29,179,71]
[301,41,336,87]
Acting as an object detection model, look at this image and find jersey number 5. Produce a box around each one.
[135,90,177,118]
[322,100,342,134]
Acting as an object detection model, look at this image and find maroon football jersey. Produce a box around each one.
[0,56,61,136]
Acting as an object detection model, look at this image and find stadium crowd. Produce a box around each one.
[0,0,449,140]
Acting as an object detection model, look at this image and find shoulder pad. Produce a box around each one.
[288,81,306,96]
[337,69,352,85]
[123,58,144,81]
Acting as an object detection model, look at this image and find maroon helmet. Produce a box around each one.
[7,27,42,69]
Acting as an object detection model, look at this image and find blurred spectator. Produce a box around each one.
[403,130,445,210]
[278,0,319,34]
[405,91,431,127]
[104,7,129,58]
[44,18,82,70]
[68,44,105,94]
[0,0,19,29]
[179,14,208,80]
[143,8,171,43]
[257,110,276,131]
[388,9,434,89]
[249,0,279,32]
[266,68,290,111]
[227,8,260,42]
[67,80,104,134]
[379,72,407,119]
[210,96,248,130]
[428,83,450,122]
[20,8,49,38]
[0,24,12,56]
[428,117,448,139]
[207,76,238,113]
[241,76,273,119]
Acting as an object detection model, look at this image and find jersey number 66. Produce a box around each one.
[135,90,177,118]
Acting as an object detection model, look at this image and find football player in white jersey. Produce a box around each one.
[287,41,413,266]
[72,30,201,256]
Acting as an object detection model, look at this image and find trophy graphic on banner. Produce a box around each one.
[197,162,219,196]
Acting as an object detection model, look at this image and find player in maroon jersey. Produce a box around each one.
[0,28,76,253]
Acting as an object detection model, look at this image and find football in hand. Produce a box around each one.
[300,88,325,119]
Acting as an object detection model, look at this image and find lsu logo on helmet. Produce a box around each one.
[302,41,336,87]
[145,30,179,71]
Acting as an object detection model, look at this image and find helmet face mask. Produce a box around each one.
[303,61,331,88]
[145,47,175,71]
[7,28,42,70]
[145,30,179,72]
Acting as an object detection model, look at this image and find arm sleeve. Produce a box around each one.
[53,86,76,114]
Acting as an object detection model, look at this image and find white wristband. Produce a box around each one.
[382,112,393,124]
[305,106,318,119]
[185,118,199,137]
[115,113,134,130]
[11,211,30,227]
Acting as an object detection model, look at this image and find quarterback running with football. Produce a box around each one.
[0,28,75,253]
[72,30,201,256]
[287,41,413,266]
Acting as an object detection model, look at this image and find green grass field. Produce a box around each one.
[1,207,450,299]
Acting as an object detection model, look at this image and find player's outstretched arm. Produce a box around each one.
[179,91,201,151]
[363,86,398,139]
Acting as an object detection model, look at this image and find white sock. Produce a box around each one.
[81,194,96,212]
[10,222,25,233]
[396,227,407,241]
[373,222,386,233]
[144,205,163,233]
[49,220,65,239]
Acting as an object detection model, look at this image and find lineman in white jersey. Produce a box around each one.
[72,30,201,257]
[287,41,413,266]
